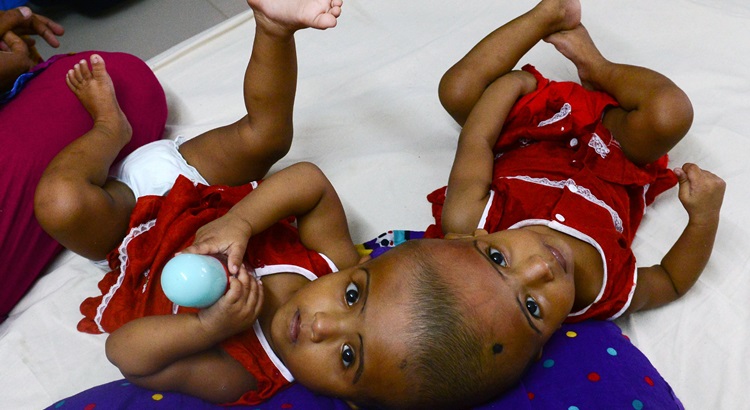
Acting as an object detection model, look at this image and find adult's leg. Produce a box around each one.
[438,0,581,126]
[0,51,166,320]
[545,25,693,165]
[179,0,342,186]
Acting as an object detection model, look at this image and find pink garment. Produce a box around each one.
[0,51,167,320]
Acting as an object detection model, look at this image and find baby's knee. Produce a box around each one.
[649,85,694,143]
[34,177,90,235]
[438,65,475,115]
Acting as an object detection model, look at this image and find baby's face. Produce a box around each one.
[434,227,578,383]
[266,226,577,406]
[267,247,416,407]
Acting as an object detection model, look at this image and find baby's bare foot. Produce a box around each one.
[544,24,609,90]
[66,54,131,143]
[248,0,342,33]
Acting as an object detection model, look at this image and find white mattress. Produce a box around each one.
[2,1,749,408]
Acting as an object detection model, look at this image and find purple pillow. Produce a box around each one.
[47,321,681,409]
[50,232,682,409]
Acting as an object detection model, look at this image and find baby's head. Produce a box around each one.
[269,229,575,408]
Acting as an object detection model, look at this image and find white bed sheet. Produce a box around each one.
[2,1,748,408]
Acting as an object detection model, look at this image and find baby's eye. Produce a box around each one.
[341,344,355,368]
[525,297,541,319]
[345,282,359,306]
[489,248,508,267]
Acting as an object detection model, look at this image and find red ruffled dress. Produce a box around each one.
[426,65,677,322]
[78,175,338,405]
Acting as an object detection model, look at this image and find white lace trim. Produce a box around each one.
[588,133,610,158]
[504,175,624,233]
[93,219,157,333]
[477,190,496,230]
[250,255,338,384]
[509,219,609,318]
[537,103,571,127]
[609,265,638,320]
[253,321,294,382]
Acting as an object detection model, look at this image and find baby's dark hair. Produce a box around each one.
[383,240,501,410]
[408,256,488,408]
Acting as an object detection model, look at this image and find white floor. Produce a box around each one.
[30,0,248,61]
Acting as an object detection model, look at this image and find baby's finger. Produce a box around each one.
[182,240,218,256]
[237,266,263,318]
[252,280,264,318]
[235,264,256,294]
[226,245,246,275]
[222,276,243,305]
[673,166,688,184]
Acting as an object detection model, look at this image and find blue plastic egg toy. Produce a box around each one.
[161,253,229,308]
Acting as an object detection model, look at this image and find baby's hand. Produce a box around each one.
[674,163,726,225]
[182,212,253,274]
[197,265,263,339]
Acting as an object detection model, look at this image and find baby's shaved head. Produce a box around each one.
[384,240,502,409]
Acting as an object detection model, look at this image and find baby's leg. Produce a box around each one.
[179,0,343,186]
[34,54,137,260]
[439,0,580,126]
[546,25,693,165]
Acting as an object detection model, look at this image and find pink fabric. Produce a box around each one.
[0,51,167,320]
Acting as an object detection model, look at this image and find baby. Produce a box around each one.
[44,0,495,408]
[417,0,726,395]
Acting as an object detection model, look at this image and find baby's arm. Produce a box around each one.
[442,70,536,234]
[627,163,726,314]
[106,266,262,403]
[183,162,359,272]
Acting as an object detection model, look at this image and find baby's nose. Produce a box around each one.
[310,312,347,342]
[522,254,554,283]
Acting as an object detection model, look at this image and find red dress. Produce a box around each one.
[78,175,337,405]
[426,65,677,322]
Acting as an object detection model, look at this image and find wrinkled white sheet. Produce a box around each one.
[2,1,748,408]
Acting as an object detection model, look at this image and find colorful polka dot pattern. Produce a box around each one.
[47,376,351,410]
[511,321,682,410]
[48,322,681,410]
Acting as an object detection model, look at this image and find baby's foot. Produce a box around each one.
[66,54,131,143]
[533,0,581,35]
[544,24,609,90]
[248,0,342,33]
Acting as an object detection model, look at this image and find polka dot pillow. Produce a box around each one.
[48,232,683,409]
[475,320,683,409]
[47,320,682,409]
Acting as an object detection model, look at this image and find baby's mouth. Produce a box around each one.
[290,309,301,344]
[547,245,568,274]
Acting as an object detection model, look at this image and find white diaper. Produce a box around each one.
[110,136,208,200]
[92,136,208,270]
